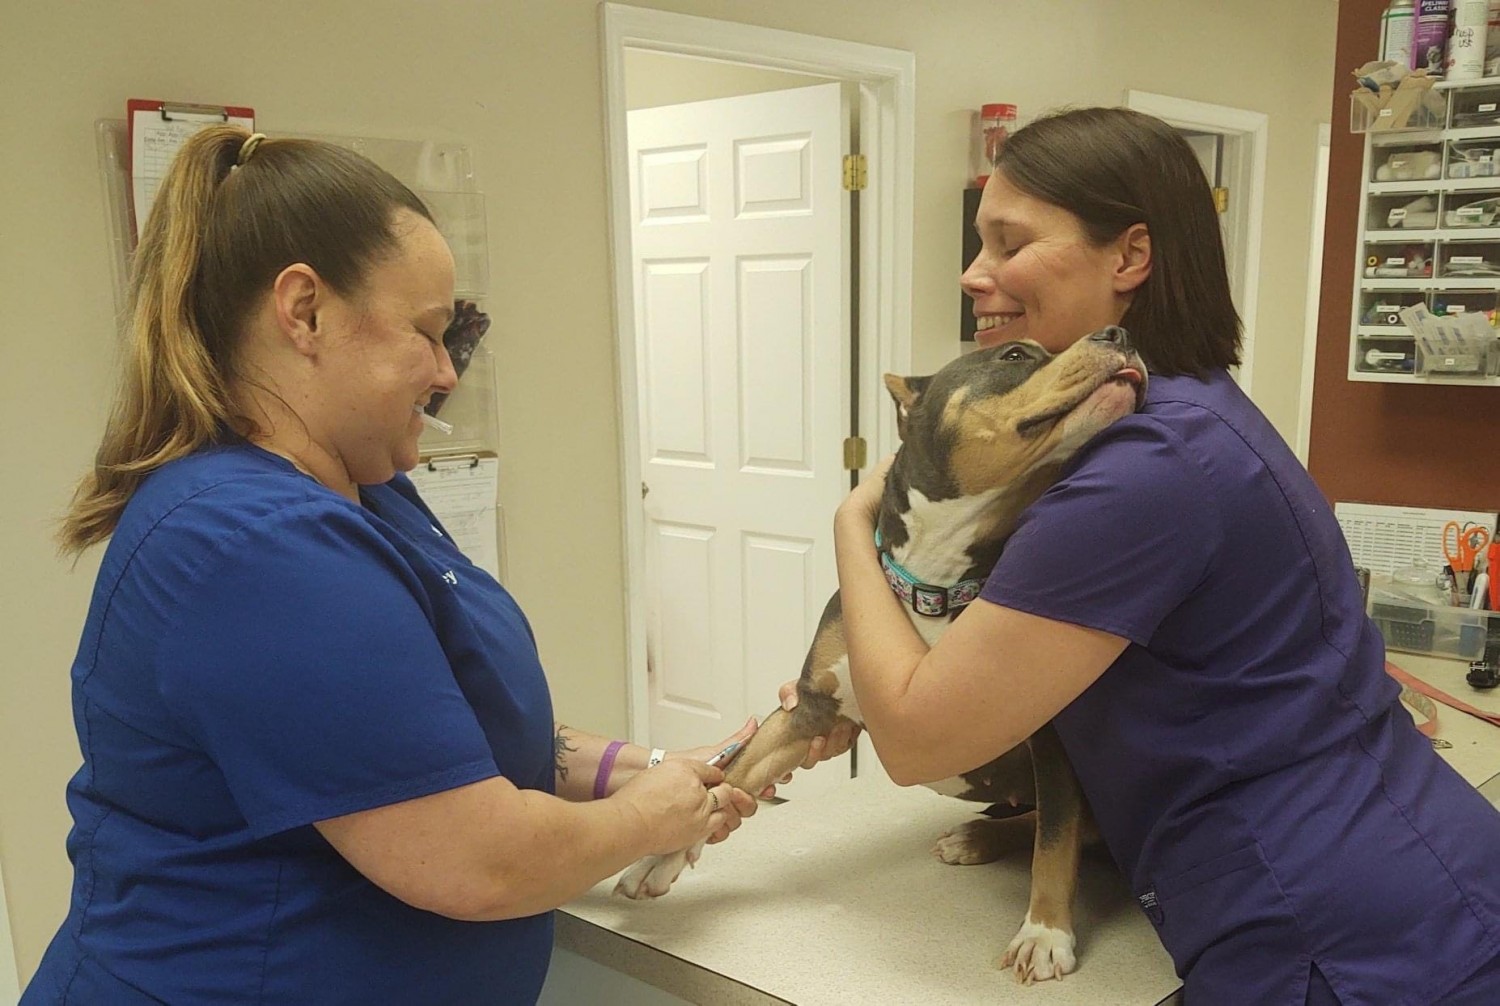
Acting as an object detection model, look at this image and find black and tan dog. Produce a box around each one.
[616,327,1147,984]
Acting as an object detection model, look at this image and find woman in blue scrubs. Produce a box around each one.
[811,107,1500,1003]
[24,127,758,1005]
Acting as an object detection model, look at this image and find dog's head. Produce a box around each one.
[881,326,1147,526]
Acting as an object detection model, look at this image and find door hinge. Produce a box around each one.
[1212,186,1229,213]
[843,436,867,470]
[842,154,867,191]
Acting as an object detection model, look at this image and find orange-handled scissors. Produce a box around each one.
[1443,520,1491,573]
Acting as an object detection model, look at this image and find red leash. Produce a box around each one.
[1386,661,1500,734]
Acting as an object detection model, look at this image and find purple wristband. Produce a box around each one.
[594,740,627,800]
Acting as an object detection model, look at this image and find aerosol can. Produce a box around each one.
[1381,0,1417,67]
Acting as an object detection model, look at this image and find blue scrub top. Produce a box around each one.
[983,370,1500,1004]
[25,443,556,1005]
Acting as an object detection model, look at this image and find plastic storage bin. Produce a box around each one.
[1351,85,1446,132]
[1368,581,1500,660]
[1413,327,1498,374]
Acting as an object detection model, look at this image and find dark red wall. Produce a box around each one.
[1308,0,1500,511]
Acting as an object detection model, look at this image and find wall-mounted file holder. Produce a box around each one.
[421,340,499,458]
[96,119,135,335]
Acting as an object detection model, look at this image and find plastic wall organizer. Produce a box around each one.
[1350,77,1500,385]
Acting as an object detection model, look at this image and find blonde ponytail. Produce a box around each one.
[59,126,245,556]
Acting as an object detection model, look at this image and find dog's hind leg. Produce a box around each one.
[614,697,853,900]
[1000,724,1086,983]
[933,812,1035,865]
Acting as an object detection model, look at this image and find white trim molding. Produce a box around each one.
[1,856,19,1002]
[1126,90,1269,398]
[1296,124,1332,464]
[601,4,915,743]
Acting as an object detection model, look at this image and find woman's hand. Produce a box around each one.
[777,681,861,771]
[667,716,777,802]
[615,759,757,855]
[668,716,757,768]
[838,453,894,527]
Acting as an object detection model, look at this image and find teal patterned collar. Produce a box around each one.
[874,528,984,618]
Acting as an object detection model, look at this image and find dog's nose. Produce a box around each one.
[1089,326,1131,350]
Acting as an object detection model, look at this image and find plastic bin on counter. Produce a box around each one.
[1368,578,1500,660]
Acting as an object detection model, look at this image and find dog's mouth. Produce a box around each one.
[1014,366,1145,438]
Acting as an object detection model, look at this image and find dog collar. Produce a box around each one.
[874,529,984,617]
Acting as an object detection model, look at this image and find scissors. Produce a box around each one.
[1443,521,1491,573]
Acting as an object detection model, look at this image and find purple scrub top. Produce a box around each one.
[983,369,1500,1004]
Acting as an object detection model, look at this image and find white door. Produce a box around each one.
[627,83,851,791]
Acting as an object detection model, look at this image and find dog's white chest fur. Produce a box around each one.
[827,486,1007,721]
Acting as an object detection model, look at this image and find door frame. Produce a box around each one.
[1125,90,1268,397]
[1,853,18,1003]
[1296,123,1331,464]
[601,4,915,742]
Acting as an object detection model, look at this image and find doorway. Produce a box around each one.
[601,5,915,790]
[1126,91,1269,399]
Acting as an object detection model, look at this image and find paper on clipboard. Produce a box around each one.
[128,99,255,241]
[408,454,504,583]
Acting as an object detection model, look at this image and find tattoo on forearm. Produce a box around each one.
[554,725,578,782]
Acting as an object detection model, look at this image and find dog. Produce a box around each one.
[616,327,1147,984]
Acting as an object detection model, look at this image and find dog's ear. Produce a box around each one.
[883,374,930,441]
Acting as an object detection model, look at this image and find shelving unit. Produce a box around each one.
[1349,77,1500,385]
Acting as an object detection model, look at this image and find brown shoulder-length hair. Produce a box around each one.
[994,106,1242,376]
[59,126,431,556]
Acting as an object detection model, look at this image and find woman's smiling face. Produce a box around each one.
[961,172,1142,354]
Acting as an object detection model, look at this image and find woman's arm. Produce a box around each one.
[315,758,755,922]
[551,719,760,802]
[835,495,1126,787]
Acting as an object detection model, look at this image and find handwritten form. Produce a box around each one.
[407,456,504,584]
[129,105,254,240]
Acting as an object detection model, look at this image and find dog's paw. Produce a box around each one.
[998,916,1076,984]
[932,820,1004,865]
[613,852,690,900]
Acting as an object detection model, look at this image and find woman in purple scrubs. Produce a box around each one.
[817,107,1500,1003]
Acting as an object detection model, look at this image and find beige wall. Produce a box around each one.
[625,49,832,109]
[0,0,1337,981]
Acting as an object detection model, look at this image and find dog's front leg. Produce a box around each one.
[613,702,844,899]
[1001,724,1085,983]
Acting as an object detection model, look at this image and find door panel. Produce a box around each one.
[628,83,850,795]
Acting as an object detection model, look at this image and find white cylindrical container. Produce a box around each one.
[1381,0,1417,66]
[1452,0,1489,80]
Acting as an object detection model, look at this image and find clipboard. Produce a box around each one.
[127,98,255,242]
[407,451,506,584]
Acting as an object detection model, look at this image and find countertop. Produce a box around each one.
[556,654,1500,1005]
[560,772,1181,1005]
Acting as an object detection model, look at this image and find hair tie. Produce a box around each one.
[236,133,267,167]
